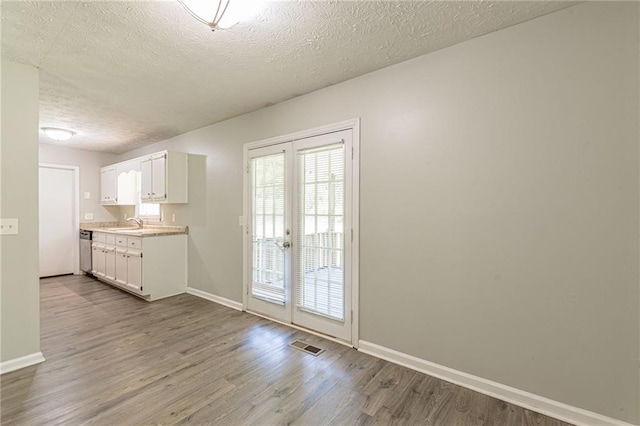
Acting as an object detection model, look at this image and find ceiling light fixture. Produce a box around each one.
[41,127,76,141]
[177,0,264,31]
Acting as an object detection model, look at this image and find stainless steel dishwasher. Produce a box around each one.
[79,230,93,274]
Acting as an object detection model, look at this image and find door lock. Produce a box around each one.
[276,241,291,249]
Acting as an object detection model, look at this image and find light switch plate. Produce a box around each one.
[0,218,19,235]
[84,213,94,220]
[84,192,91,199]
[238,216,243,227]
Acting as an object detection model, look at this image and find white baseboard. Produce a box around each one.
[186,287,243,311]
[246,309,353,348]
[0,352,46,375]
[358,341,634,426]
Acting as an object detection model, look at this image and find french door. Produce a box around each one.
[245,129,354,342]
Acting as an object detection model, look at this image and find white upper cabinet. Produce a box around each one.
[140,151,188,204]
[101,151,188,206]
[116,160,139,206]
[100,166,117,204]
[140,157,153,202]
[151,154,166,201]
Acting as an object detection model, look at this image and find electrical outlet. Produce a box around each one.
[0,218,19,235]
[84,213,94,220]
[123,213,127,220]
[171,213,176,223]
[238,216,243,227]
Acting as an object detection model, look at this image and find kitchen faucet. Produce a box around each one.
[127,216,143,228]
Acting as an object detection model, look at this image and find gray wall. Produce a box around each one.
[117,3,639,422]
[1,60,41,362]
[39,144,120,223]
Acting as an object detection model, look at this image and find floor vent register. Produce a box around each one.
[289,340,325,356]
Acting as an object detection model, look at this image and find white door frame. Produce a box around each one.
[39,163,81,275]
[242,118,360,347]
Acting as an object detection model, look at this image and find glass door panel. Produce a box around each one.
[247,144,292,322]
[295,143,345,320]
[252,152,286,303]
[292,130,352,341]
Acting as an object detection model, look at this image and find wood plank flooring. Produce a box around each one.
[1,275,571,425]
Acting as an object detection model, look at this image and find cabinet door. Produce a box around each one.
[127,251,143,294]
[151,154,166,201]
[91,245,100,275]
[94,244,106,277]
[140,158,153,202]
[104,247,116,281]
[100,167,117,204]
[116,162,138,206]
[115,249,128,286]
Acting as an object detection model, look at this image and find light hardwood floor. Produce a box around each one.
[1,275,571,425]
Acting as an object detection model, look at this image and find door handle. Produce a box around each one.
[276,241,291,249]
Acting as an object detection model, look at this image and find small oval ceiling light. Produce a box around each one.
[177,0,265,31]
[41,127,76,141]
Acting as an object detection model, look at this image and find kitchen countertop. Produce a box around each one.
[80,222,188,237]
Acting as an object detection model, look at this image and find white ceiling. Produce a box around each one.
[2,0,574,154]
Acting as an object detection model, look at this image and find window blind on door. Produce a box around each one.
[252,152,286,304]
[295,142,345,321]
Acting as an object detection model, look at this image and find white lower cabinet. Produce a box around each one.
[91,243,105,277]
[91,232,186,301]
[105,246,116,281]
[115,248,128,286]
[92,233,107,277]
[126,250,143,294]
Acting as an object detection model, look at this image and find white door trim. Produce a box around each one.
[39,163,80,275]
[242,118,360,347]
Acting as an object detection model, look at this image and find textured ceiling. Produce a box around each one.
[2,0,575,154]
